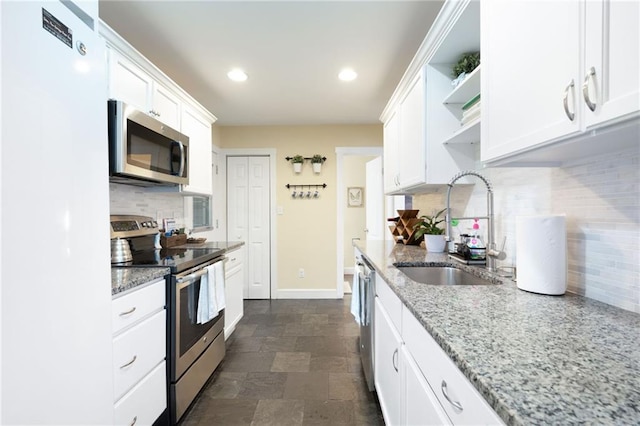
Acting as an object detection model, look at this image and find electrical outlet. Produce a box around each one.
[298,268,305,278]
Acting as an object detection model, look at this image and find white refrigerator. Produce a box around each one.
[1,1,113,424]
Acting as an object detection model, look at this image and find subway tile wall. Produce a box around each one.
[109,183,186,226]
[413,147,639,313]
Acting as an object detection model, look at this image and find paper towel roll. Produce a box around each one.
[516,215,567,295]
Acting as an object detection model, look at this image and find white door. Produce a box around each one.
[365,157,384,241]
[227,156,271,299]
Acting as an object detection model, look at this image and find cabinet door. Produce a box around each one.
[181,106,213,195]
[402,346,452,426]
[398,71,426,189]
[481,0,582,162]
[583,0,640,128]
[374,297,403,426]
[383,108,399,193]
[224,247,245,338]
[108,49,152,113]
[153,83,181,129]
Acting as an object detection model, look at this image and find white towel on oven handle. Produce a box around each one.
[197,264,218,324]
[213,260,226,312]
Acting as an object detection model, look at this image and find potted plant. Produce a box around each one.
[413,208,447,252]
[311,155,324,173]
[451,51,480,87]
[291,155,304,173]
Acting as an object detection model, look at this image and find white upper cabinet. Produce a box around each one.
[107,48,182,129]
[481,0,640,166]
[181,105,212,195]
[583,0,640,129]
[380,0,477,195]
[101,21,217,195]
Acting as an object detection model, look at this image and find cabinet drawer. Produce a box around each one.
[114,361,166,426]
[402,308,503,425]
[225,248,244,276]
[113,310,166,401]
[375,278,402,332]
[112,279,165,335]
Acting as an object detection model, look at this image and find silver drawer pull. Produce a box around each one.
[130,416,137,426]
[582,66,597,112]
[392,348,399,372]
[119,307,136,316]
[441,380,463,411]
[563,79,575,121]
[119,355,137,369]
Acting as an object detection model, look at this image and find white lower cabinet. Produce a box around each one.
[402,307,504,425]
[374,297,403,426]
[373,278,503,425]
[224,246,245,338]
[112,278,167,425]
[402,345,452,426]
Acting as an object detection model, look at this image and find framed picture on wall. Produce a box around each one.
[347,187,364,207]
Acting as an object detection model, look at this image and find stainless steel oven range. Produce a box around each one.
[110,215,226,425]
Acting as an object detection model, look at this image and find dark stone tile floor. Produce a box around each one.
[180,296,384,425]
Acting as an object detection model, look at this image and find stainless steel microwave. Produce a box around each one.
[108,100,189,186]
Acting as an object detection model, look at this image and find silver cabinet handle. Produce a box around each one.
[563,79,576,121]
[119,307,136,316]
[392,348,399,372]
[582,66,597,112]
[441,380,463,411]
[119,355,137,369]
[130,416,137,426]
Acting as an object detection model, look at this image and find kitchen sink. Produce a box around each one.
[394,266,495,286]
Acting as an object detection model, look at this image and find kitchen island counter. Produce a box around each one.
[355,240,640,425]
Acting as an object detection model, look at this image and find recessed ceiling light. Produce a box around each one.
[227,69,248,82]
[338,68,357,82]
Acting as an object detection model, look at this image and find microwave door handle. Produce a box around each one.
[178,141,185,178]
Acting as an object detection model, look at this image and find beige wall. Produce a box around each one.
[219,124,382,295]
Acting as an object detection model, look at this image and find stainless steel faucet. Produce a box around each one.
[445,170,505,272]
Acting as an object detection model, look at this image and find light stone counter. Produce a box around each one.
[355,240,640,425]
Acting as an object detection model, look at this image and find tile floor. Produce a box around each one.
[180,296,384,425]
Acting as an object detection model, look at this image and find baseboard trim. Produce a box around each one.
[276,289,340,299]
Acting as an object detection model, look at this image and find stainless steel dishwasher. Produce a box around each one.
[356,254,375,392]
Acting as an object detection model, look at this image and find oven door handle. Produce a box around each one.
[177,268,208,283]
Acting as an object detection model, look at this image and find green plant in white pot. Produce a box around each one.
[311,155,324,173]
[291,155,304,173]
[413,208,447,252]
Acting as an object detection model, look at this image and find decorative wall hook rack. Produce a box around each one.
[286,183,327,189]
[285,156,327,162]
[286,183,327,199]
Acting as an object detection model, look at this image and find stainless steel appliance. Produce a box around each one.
[108,100,189,187]
[356,254,375,392]
[110,215,226,425]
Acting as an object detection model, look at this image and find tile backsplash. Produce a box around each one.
[109,183,185,227]
[413,147,639,313]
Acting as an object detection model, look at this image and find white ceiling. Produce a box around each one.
[99,1,444,126]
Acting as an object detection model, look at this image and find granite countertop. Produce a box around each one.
[355,240,640,425]
[111,241,245,296]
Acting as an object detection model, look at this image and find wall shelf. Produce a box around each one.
[443,65,481,105]
[443,119,480,145]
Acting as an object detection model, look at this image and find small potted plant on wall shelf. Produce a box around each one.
[311,155,324,173]
[413,208,447,252]
[291,155,304,173]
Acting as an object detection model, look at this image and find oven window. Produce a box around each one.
[179,279,218,356]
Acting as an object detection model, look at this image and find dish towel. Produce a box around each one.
[197,264,219,324]
[213,260,226,312]
[197,268,215,324]
[350,269,361,325]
